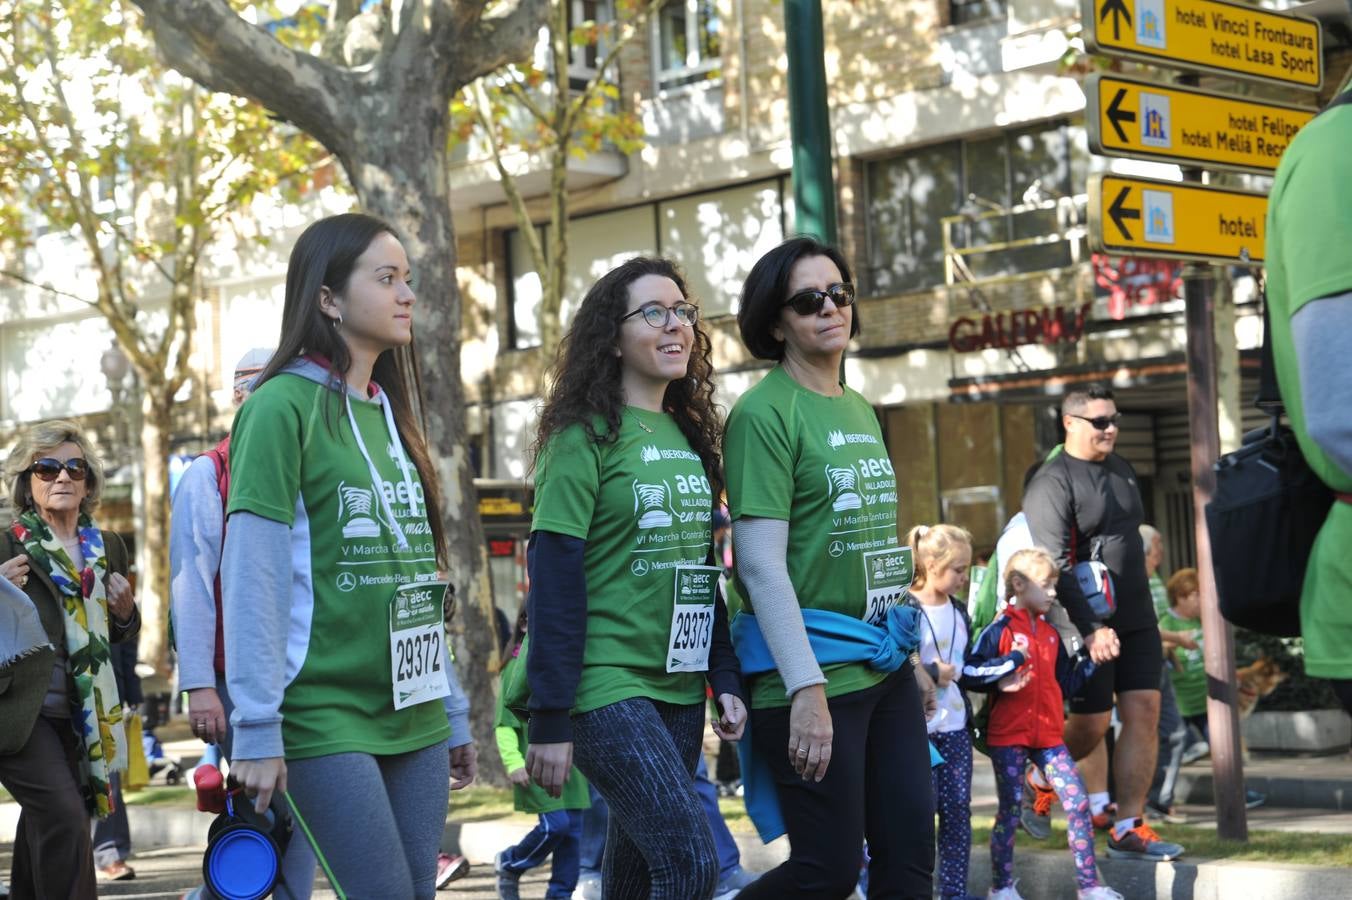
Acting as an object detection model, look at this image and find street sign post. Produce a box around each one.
[1086,75,1316,173]
[1088,173,1268,264]
[1083,0,1322,89]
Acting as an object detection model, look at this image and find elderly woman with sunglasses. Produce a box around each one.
[723,238,937,899]
[0,419,138,900]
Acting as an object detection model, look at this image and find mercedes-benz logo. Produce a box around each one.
[828,540,845,558]
[630,559,650,577]
[336,571,357,592]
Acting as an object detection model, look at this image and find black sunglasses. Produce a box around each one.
[619,301,699,328]
[30,457,90,482]
[1068,413,1122,431]
[783,282,855,316]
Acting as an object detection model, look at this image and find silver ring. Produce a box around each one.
[796,748,809,757]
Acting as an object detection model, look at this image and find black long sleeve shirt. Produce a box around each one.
[525,529,744,744]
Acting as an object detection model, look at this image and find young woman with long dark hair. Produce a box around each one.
[524,257,746,900]
[221,213,473,898]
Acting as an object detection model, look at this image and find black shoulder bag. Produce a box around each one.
[1205,292,1331,635]
[1204,90,1352,635]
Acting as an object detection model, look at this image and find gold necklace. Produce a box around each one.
[627,409,654,433]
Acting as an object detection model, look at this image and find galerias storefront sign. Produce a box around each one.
[948,302,1092,353]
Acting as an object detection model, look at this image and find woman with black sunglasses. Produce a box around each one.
[1,419,139,899]
[523,257,746,899]
[724,237,937,898]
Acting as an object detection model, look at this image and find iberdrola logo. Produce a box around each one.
[640,445,661,465]
[827,430,846,450]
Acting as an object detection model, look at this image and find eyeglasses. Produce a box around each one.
[783,282,856,316]
[1068,413,1122,431]
[29,458,90,482]
[619,302,699,329]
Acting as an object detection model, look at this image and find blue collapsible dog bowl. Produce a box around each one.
[203,822,280,899]
[201,791,286,900]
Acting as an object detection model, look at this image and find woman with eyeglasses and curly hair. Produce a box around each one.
[724,237,937,899]
[1,419,139,899]
[522,257,746,900]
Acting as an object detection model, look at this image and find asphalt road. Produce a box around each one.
[0,844,557,899]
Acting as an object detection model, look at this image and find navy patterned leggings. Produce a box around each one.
[989,743,1098,891]
[571,697,718,900]
[930,729,974,900]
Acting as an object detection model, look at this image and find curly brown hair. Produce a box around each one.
[533,256,724,501]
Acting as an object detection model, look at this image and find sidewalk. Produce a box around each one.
[6,804,1345,900]
[8,742,1347,899]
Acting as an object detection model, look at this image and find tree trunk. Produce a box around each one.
[137,383,175,677]
[344,132,506,785]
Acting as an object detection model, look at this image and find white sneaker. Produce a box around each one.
[988,882,1025,900]
[1078,887,1124,900]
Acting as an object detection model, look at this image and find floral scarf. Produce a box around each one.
[12,510,126,817]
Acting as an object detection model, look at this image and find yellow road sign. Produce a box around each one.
[1083,0,1322,89]
[1088,174,1267,264]
[1086,75,1316,173]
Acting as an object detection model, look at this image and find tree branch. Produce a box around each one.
[500,73,554,128]
[470,80,547,279]
[321,0,365,63]
[128,0,356,154]
[0,269,96,306]
[449,0,550,90]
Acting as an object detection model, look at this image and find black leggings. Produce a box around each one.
[1332,680,1352,718]
[737,666,935,900]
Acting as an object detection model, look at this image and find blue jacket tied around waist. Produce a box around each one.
[730,604,942,843]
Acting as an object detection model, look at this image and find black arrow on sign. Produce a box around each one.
[1106,88,1136,143]
[1100,0,1132,42]
[1108,186,1141,240]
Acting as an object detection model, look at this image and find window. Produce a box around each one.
[865,121,1077,292]
[658,182,785,317]
[654,0,721,90]
[949,0,1007,27]
[568,0,614,90]
[506,206,658,349]
[505,182,787,347]
[866,142,963,292]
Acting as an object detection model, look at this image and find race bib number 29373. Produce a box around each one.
[667,565,721,673]
[389,581,452,710]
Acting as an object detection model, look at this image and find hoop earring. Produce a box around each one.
[332,314,343,330]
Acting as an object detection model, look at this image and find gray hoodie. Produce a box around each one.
[220,358,469,760]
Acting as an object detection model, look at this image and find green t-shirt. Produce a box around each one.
[725,367,907,709]
[1149,573,1169,621]
[531,408,712,713]
[1266,90,1352,679]
[1159,609,1205,717]
[227,373,451,760]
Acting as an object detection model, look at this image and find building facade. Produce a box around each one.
[451,0,1332,575]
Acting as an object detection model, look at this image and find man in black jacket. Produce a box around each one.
[1023,384,1184,862]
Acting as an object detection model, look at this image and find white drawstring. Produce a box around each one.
[379,387,419,511]
[344,390,410,551]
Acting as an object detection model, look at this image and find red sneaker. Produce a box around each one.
[435,853,469,889]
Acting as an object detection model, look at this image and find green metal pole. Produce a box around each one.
[784,0,837,245]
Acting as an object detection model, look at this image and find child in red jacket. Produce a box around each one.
[969,548,1121,900]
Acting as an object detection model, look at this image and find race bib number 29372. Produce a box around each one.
[389,581,452,710]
